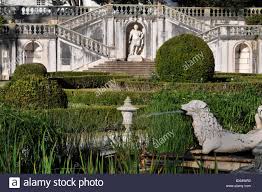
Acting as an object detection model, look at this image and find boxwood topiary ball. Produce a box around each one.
[156,34,215,82]
[12,63,47,81]
[4,75,68,110]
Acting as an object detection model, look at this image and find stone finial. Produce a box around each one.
[117,97,138,132]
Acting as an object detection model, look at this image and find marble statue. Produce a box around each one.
[128,24,144,61]
[181,100,262,154]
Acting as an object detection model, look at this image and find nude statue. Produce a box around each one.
[129,24,144,56]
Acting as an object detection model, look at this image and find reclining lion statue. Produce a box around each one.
[181,100,262,154]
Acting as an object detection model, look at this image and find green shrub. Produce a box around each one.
[156,34,215,82]
[54,75,130,89]
[12,63,47,80]
[3,75,68,109]
[66,89,154,106]
[245,15,262,25]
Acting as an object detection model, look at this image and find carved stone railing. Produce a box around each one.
[200,26,221,42]
[226,25,262,36]
[58,26,112,57]
[60,5,110,30]
[244,8,262,16]
[2,5,262,18]
[0,6,98,16]
[0,25,11,36]
[0,24,56,37]
[164,6,210,32]
[110,4,210,32]
[111,4,159,16]
[16,24,57,36]
[174,7,239,18]
[200,25,262,42]
[174,7,262,18]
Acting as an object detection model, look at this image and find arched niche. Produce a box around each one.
[234,43,252,73]
[125,22,145,61]
[24,41,43,64]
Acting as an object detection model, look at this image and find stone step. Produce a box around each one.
[92,67,154,70]
[88,61,155,76]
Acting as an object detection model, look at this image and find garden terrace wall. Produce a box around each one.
[52,74,130,89]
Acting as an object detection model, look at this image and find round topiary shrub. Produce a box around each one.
[12,63,47,81]
[156,34,215,82]
[4,75,68,110]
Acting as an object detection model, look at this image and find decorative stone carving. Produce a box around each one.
[127,24,144,62]
[181,100,262,154]
[117,97,138,133]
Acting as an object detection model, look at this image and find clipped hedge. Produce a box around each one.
[49,71,109,77]
[66,90,154,106]
[53,75,130,89]
[115,79,166,91]
[156,34,215,82]
[170,82,262,93]
[12,63,47,80]
[3,75,68,110]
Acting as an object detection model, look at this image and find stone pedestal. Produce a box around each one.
[127,55,143,62]
[232,141,262,174]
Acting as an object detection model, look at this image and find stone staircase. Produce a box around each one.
[88,61,155,77]
[56,4,214,75]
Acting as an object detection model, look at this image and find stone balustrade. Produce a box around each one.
[60,4,209,32]
[0,5,97,16]
[111,4,159,16]
[200,25,262,42]
[174,7,238,17]
[58,26,112,57]
[174,7,262,18]
[226,25,262,36]
[16,24,57,36]
[200,26,221,42]
[2,5,262,18]
[164,6,210,32]
[244,8,262,16]
[0,24,57,37]
[60,5,110,30]
[0,25,11,36]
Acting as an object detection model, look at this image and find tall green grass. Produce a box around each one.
[145,86,262,155]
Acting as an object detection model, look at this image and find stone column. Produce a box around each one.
[48,39,57,72]
[107,17,115,48]
[152,19,158,60]
[257,40,262,73]
[157,17,165,49]
[11,39,17,75]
